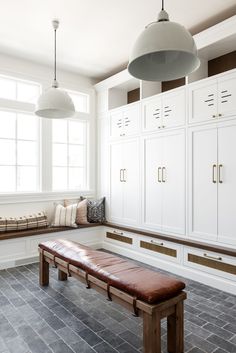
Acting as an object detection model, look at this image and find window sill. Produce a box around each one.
[0,190,95,204]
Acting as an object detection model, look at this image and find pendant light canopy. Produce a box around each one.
[128,0,200,82]
[35,20,75,119]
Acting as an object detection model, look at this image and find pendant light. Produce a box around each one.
[128,0,200,82]
[35,20,75,119]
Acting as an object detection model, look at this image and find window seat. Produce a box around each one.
[0,223,103,241]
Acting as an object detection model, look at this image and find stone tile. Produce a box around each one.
[44,315,65,330]
[49,339,74,353]
[187,347,205,353]
[57,327,81,345]
[185,333,217,352]
[119,330,142,350]
[70,340,95,353]
[36,325,60,345]
[203,323,234,340]
[78,328,102,347]
[81,316,105,333]
[94,341,118,353]
[97,329,124,348]
[27,337,51,353]
[116,342,140,353]
[198,313,227,328]
[207,334,236,353]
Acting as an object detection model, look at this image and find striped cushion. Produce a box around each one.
[0,212,48,232]
[52,203,77,228]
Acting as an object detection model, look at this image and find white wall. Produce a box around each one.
[0,53,97,221]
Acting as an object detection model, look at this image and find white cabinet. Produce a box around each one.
[142,88,186,132]
[109,139,140,225]
[143,130,185,235]
[110,103,140,139]
[189,71,236,124]
[189,122,236,245]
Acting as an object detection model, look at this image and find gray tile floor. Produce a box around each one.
[0,252,236,353]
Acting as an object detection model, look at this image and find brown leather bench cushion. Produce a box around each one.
[39,239,185,304]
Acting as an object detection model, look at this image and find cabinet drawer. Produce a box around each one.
[139,236,182,263]
[106,230,133,246]
[184,247,236,282]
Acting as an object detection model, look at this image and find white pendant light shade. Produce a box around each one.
[128,8,200,81]
[36,87,75,119]
[35,20,75,119]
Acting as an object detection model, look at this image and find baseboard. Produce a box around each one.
[102,241,236,296]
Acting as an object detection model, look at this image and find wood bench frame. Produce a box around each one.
[39,248,186,353]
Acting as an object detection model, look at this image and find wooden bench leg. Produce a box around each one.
[39,251,49,286]
[167,301,184,353]
[58,269,68,281]
[143,311,161,353]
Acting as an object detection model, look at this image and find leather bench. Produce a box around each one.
[39,239,186,353]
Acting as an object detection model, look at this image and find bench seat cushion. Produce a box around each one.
[39,239,185,304]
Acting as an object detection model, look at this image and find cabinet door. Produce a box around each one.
[189,80,218,124]
[110,110,123,138]
[142,96,162,132]
[189,126,218,240]
[143,136,163,230]
[162,89,186,128]
[109,143,124,222]
[122,139,140,225]
[123,104,140,136]
[218,124,236,245]
[162,131,185,235]
[218,74,236,119]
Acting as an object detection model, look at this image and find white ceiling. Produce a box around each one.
[0,0,235,81]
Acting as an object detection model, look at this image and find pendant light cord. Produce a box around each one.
[54,27,57,86]
[162,0,164,10]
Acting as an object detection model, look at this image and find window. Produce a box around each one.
[67,90,89,113]
[0,111,40,192]
[52,119,88,191]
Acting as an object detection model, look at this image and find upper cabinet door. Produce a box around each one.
[162,130,185,235]
[189,126,218,240]
[162,89,186,129]
[110,110,123,138]
[142,96,162,132]
[217,123,236,245]
[123,104,140,137]
[189,80,218,124]
[218,73,236,119]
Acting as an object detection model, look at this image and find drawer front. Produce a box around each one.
[184,247,236,282]
[139,236,182,263]
[105,230,134,247]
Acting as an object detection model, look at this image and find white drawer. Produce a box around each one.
[0,238,27,260]
[138,235,182,263]
[105,228,135,248]
[184,247,236,282]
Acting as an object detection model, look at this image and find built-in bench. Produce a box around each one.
[39,239,187,353]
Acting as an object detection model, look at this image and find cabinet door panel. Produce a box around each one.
[144,136,163,230]
[218,124,236,245]
[162,131,185,235]
[110,143,124,222]
[218,74,236,118]
[190,127,218,239]
[162,89,185,128]
[189,81,218,123]
[110,111,123,138]
[143,97,162,131]
[123,140,140,225]
[123,104,140,136]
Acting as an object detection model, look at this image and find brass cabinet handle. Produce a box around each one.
[218,113,222,117]
[212,164,217,183]
[162,167,166,183]
[120,169,124,182]
[204,253,222,261]
[113,230,123,236]
[151,240,164,246]
[212,115,216,118]
[158,167,162,182]
[219,164,223,183]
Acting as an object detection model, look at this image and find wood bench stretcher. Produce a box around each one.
[39,240,186,353]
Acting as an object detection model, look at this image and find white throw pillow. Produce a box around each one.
[52,203,78,228]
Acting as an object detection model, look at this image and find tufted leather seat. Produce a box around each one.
[39,239,185,304]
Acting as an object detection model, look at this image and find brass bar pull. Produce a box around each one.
[212,164,217,183]
[204,253,222,261]
[150,240,164,246]
[113,230,123,236]
[120,169,123,182]
[219,164,223,184]
[162,167,166,183]
[158,167,162,182]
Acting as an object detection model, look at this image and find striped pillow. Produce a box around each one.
[0,212,48,232]
[52,203,77,228]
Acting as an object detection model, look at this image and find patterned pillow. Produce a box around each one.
[0,212,48,232]
[52,203,78,228]
[81,197,106,223]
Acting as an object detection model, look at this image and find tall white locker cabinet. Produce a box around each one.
[144,130,185,234]
[109,139,140,225]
